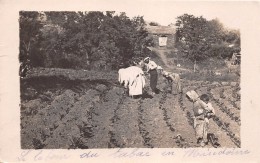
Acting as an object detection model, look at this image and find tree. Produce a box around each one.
[31,11,153,69]
[19,11,44,66]
[175,14,210,70]
[175,14,241,69]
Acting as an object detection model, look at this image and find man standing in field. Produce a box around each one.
[143,57,158,94]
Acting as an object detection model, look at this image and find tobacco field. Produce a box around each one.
[20,68,240,149]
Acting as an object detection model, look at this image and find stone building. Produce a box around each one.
[146,25,176,48]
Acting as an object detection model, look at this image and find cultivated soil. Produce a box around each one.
[20,68,240,149]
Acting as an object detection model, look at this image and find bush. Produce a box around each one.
[209,44,233,59]
[20,11,154,70]
[175,14,240,63]
[181,71,239,82]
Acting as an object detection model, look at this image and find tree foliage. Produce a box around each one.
[19,11,154,70]
[175,14,240,62]
[19,11,45,66]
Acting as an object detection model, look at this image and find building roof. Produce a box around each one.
[146,25,176,35]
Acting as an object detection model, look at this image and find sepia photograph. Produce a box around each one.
[19,10,240,149]
[1,0,260,162]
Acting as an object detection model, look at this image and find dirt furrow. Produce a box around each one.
[174,90,200,147]
[138,89,181,148]
[137,98,154,148]
[108,90,145,148]
[159,85,176,133]
[82,87,123,148]
[211,115,241,147]
[107,92,126,148]
[211,99,241,125]
[159,85,197,148]
[42,89,99,149]
[223,86,238,102]
[209,88,241,126]
[209,101,241,147]
[211,87,240,121]
[21,89,89,149]
[230,86,241,111]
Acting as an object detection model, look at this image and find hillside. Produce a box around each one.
[21,66,240,148]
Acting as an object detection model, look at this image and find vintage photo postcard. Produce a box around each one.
[0,0,260,162]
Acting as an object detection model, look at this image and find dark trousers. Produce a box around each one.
[150,69,158,92]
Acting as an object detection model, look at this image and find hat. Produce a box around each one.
[163,71,169,76]
[144,57,150,62]
[186,90,199,102]
[200,94,209,102]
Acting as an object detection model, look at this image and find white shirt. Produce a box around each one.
[146,60,158,71]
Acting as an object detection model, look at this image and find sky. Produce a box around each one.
[5,0,258,30]
[84,0,258,30]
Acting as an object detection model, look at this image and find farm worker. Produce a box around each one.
[193,94,215,147]
[118,68,130,88]
[143,57,158,94]
[118,68,131,95]
[162,71,182,95]
[127,66,146,98]
[156,65,164,75]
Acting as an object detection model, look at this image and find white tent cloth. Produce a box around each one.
[118,66,145,96]
[118,68,130,88]
[127,66,146,96]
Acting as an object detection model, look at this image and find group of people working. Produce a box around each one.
[118,57,182,98]
[118,57,217,147]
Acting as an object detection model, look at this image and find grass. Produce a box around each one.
[149,50,166,67]
[180,71,239,82]
[162,50,240,82]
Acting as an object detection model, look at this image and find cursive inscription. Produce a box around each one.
[110,148,151,158]
[161,151,175,156]
[17,150,31,161]
[183,148,250,157]
[17,150,70,161]
[17,147,251,162]
[80,151,99,158]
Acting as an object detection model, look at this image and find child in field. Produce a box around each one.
[162,70,182,95]
[192,94,215,147]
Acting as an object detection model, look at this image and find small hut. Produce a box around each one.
[146,25,176,48]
